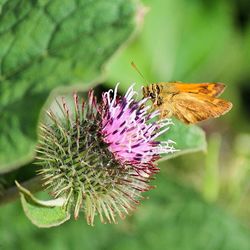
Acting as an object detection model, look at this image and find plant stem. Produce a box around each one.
[0,176,43,206]
[0,160,42,206]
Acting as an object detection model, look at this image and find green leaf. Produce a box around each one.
[159,118,206,161]
[0,0,137,172]
[16,181,70,228]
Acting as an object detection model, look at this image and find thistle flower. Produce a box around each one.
[101,84,175,175]
[36,85,175,226]
[37,91,152,225]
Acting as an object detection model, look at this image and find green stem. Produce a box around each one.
[0,161,42,206]
[202,133,221,202]
[0,176,43,206]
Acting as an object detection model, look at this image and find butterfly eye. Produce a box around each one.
[150,93,155,99]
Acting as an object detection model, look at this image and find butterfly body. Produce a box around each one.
[142,82,232,124]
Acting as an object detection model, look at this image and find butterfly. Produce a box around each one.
[142,81,232,124]
[131,62,232,124]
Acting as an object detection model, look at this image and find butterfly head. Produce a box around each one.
[142,85,156,100]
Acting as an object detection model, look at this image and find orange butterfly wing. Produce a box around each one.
[172,82,225,97]
[160,92,232,124]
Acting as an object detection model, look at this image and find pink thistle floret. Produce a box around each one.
[100,84,176,175]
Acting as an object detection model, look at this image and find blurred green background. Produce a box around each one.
[1,0,250,249]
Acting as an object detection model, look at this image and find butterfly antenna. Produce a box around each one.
[131,61,149,84]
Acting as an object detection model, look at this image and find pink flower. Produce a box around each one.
[100,84,175,175]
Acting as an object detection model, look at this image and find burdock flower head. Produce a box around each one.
[37,84,175,225]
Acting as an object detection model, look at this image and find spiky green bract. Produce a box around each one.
[37,92,151,225]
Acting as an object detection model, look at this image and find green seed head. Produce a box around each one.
[37,93,151,225]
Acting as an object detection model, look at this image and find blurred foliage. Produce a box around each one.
[1,173,250,250]
[219,133,250,224]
